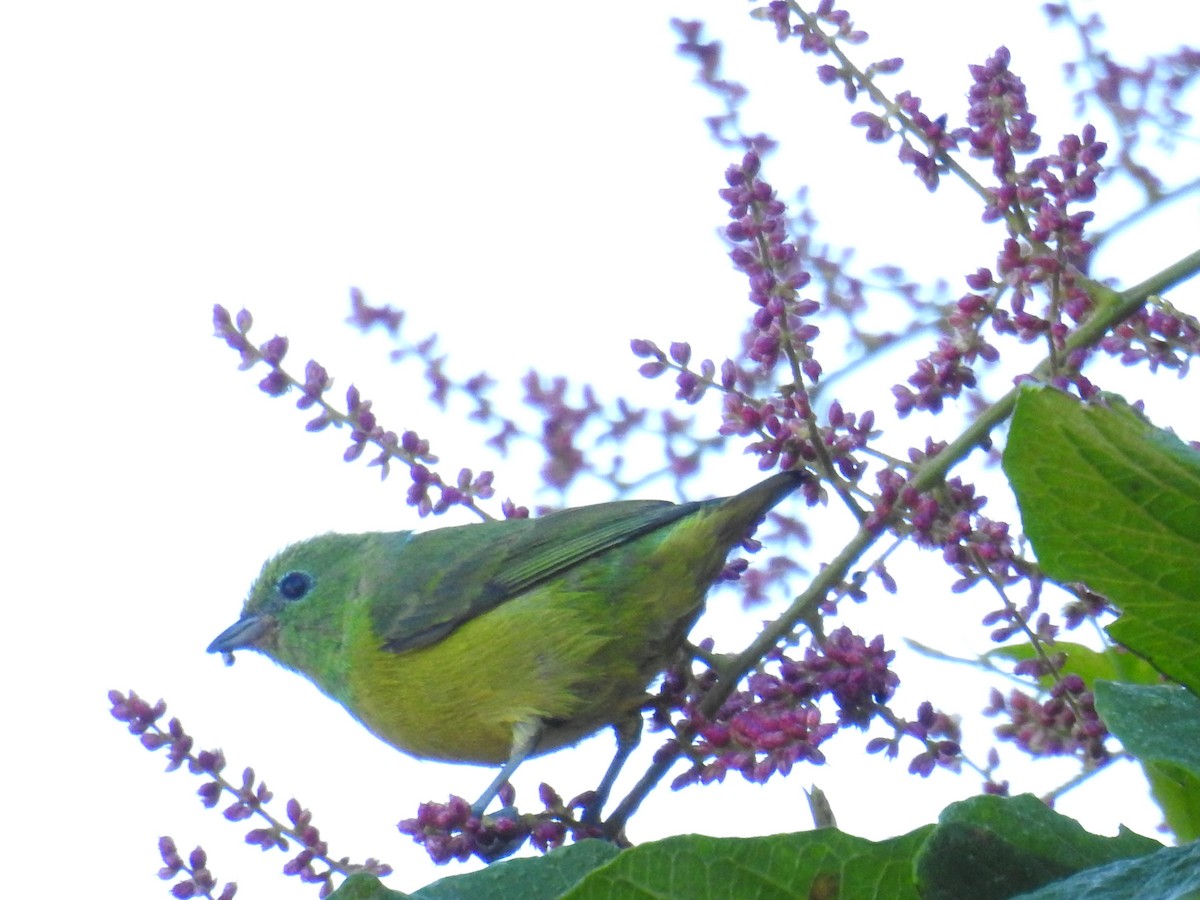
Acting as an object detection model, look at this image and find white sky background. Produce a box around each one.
[3,1,1198,896]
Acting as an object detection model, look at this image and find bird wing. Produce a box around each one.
[373,497,707,654]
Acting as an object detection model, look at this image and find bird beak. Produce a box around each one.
[207,614,274,655]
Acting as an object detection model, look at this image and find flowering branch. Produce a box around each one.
[212,304,498,519]
[109,690,392,899]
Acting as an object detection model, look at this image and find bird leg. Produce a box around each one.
[470,718,543,818]
[582,714,642,825]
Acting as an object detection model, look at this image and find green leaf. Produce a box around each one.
[411,841,620,900]
[341,798,1165,899]
[329,873,411,900]
[561,828,933,900]
[1002,386,1200,692]
[988,641,1161,691]
[1096,681,1200,841]
[1012,839,1200,899]
[1094,682,1200,770]
[915,794,1161,900]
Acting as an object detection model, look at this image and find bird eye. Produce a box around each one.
[277,571,313,601]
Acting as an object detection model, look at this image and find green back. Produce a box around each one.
[372,497,711,654]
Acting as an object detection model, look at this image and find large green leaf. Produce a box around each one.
[413,840,619,900]
[1096,680,1200,842]
[562,828,933,899]
[1012,839,1200,899]
[914,794,1160,900]
[333,794,1164,899]
[1002,386,1200,692]
[328,842,621,900]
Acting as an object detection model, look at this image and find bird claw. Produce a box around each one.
[473,806,526,862]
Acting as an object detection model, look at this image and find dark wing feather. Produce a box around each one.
[374,498,708,654]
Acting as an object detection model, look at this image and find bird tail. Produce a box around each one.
[711,469,809,545]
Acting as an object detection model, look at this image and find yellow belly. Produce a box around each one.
[341,530,716,764]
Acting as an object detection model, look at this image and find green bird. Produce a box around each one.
[208,469,805,819]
